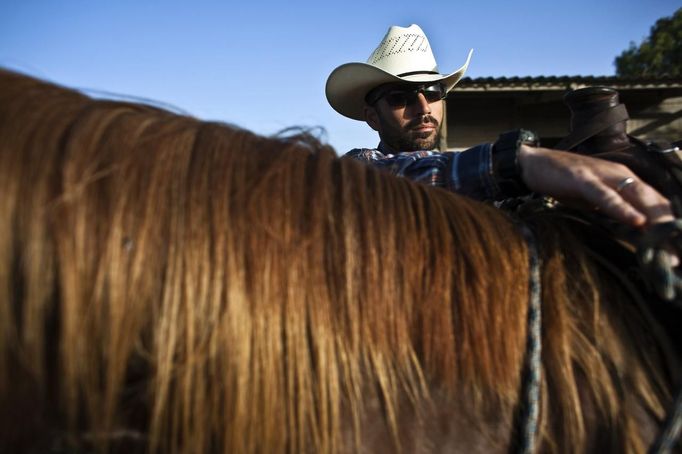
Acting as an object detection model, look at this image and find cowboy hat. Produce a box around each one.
[325,24,473,121]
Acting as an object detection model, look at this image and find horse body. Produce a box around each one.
[0,69,678,453]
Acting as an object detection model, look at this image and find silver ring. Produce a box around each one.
[615,177,635,193]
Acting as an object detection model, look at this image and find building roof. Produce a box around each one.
[455,76,682,92]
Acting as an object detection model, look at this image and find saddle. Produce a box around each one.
[555,86,682,215]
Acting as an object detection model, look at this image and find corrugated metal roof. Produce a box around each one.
[455,76,682,91]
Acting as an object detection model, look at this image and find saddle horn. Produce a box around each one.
[554,86,631,153]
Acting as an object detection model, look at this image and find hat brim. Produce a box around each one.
[326,50,472,121]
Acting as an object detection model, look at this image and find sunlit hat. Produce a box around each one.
[326,24,473,121]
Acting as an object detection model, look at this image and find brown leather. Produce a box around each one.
[559,86,682,215]
[556,87,631,153]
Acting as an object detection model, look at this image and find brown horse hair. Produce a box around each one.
[0,68,677,453]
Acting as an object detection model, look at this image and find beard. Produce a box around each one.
[379,115,441,152]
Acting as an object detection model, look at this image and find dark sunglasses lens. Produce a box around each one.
[382,84,445,107]
[384,91,410,107]
[423,86,445,102]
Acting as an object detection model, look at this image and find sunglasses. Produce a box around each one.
[366,83,447,108]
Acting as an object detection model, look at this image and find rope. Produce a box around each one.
[637,219,682,307]
[637,220,682,453]
[650,388,682,454]
[516,224,543,454]
[513,212,682,453]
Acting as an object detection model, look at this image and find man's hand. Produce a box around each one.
[518,145,674,227]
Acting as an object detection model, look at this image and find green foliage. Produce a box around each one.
[614,7,682,77]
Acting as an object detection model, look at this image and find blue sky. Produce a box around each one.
[1,1,678,153]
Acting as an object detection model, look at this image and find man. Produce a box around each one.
[325,24,673,227]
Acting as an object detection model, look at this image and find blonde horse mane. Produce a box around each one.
[0,69,677,453]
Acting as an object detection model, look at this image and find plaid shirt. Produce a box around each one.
[344,141,502,201]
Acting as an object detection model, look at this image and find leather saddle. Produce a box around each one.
[555,86,682,216]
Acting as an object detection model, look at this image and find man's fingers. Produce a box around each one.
[588,181,647,226]
[617,176,674,226]
[518,146,676,227]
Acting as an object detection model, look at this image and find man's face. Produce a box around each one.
[364,82,445,152]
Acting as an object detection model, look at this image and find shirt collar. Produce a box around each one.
[377,141,399,156]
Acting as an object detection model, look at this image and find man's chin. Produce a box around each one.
[386,129,440,151]
[409,132,438,150]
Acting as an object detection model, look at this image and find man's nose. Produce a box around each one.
[410,92,432,115]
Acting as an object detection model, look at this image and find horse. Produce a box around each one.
[0,68,679,454]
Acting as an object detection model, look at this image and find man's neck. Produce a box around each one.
[378,141,440,155]
[377,141,398,155]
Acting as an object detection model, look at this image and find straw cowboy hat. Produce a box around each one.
[326,24,473,121]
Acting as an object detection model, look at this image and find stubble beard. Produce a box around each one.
[404,129,440,152]
[380,115,441,152]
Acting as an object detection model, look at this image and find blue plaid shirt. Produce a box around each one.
[344,141,502,201]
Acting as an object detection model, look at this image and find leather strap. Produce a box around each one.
[554,104,630,151]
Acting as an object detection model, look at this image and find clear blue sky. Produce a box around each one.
[1,1,678,153]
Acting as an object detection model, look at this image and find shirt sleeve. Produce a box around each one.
[344,144,502,201]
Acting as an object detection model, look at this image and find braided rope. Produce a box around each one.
[637,220,682,453]
[650,389,682,454]
[637,219,682,307]
[517,224,543,454]
[511,205,682,453]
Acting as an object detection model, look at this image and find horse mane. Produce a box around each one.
[0,68,677,453]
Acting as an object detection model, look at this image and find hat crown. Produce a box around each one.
[366,25,439,76]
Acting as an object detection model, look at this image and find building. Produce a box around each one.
[443,76,682,150]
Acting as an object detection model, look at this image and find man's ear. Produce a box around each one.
[364,105,380,132]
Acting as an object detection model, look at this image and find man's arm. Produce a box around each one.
[344,144,499,200]
[518,145,673,226]
[345,143,674,227]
